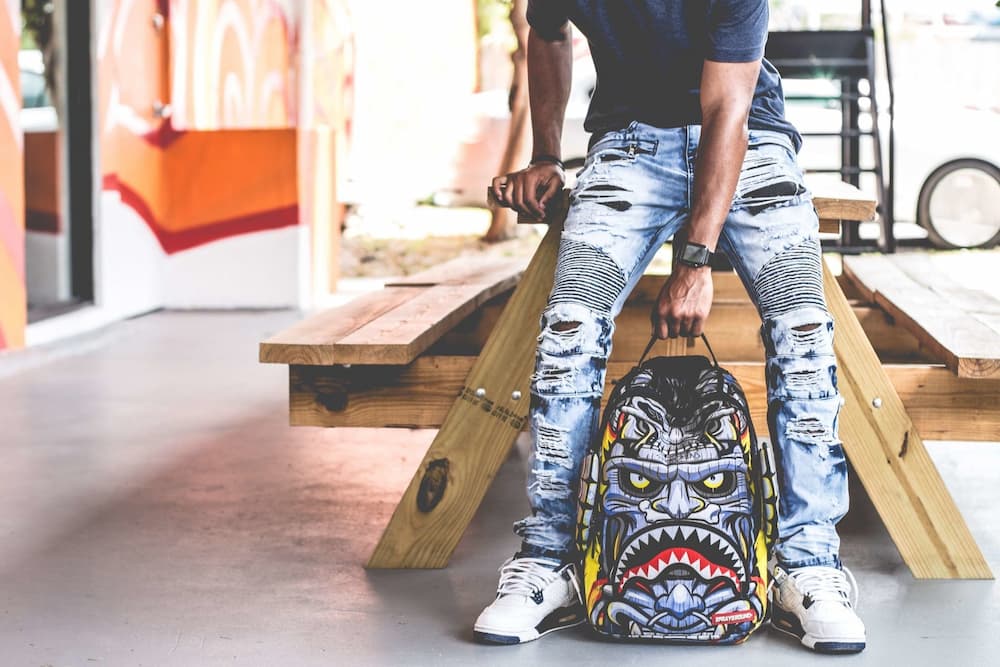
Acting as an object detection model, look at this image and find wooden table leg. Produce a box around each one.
[367,221,563,568]
[823,261,992,579]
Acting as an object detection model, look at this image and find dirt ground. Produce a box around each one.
[340,204,542,278]
[339,203,674,279]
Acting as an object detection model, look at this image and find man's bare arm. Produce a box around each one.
[686,59,761,250]
[492,24,572,219]
[653,59,760,339]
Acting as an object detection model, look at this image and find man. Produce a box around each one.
[474,0,867,654]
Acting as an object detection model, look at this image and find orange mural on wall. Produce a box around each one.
[0,0,26,350]
[96,0,348,255]
[169,0,296,130]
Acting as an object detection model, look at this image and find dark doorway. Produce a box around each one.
[64,0,93,302]
[22,0,94,322]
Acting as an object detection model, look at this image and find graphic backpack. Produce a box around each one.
[576,335,778,643]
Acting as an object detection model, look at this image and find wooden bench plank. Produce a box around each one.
[262,258,527,367]
[290,357,1000,442]
[331,283,492,365]
[811,179,878,224]
[259,287,420,365]
[823,261,991,578]
[844,255,1000,379]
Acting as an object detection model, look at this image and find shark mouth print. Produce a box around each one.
[613,523,748,592]
[602,521,755,639]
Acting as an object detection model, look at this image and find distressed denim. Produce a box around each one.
[513,121,848,569]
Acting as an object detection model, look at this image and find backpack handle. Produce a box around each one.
[638,333,719,367]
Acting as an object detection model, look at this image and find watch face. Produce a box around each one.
[681,243,709,265]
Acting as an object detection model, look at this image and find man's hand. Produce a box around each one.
[652,265,714,338]
[491,163,565,220]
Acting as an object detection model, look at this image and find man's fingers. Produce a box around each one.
[666,314,680,339]
[690,316,704,338]
[676,316,689,339]
[491,176,503,204]
[511,178,526,215]
[538,178,562,216]
[497,174,516,206]
[522,175,544,219]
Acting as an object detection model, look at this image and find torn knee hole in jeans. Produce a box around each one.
[573,182,633,211]
[529,470,572,500]
[784,367,827,392]
[536,416,574,469]
[736,153,806,214]
[531,356,583,395]
[551,320,582,333]
[789,322,826,348]
[513,515,562,538]
[785,417,835,453]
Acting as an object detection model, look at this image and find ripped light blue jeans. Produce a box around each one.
[514,121,848,570]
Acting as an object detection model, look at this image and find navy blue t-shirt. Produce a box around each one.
[527,0,801,151]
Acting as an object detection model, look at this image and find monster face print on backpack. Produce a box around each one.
[577,351,778,643]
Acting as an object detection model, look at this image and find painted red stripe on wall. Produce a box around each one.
[103,174,299,254]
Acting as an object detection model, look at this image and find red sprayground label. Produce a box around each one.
[712,609,757,625]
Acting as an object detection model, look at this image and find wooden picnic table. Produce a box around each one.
[261,181,996,579]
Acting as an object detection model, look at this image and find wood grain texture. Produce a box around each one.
[290,358,1000,442]
[844,255,1000,379]
[818,219,841,234]
[259,287,420,365]
[262,262,528,366]
[823,261,992,579]
[332,284,493,365]
[366,222,565,568]
[811,179,877,223]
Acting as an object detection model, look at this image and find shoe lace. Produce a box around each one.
[496,557,575,600]
[789,565,860,609]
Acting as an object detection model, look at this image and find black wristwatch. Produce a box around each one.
[676,241,714,268]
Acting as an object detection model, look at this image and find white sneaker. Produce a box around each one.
[770,564,867,653]
[473,554,586,644]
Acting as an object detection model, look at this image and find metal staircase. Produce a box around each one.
[766,0,896,252]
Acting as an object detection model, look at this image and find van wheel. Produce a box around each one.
[917,159,1000,249]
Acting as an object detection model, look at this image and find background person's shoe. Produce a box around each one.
[770,564,867,653]
[473,554,586,644]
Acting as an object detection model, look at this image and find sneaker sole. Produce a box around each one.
[473,605,587,645]
[771,606,866,654]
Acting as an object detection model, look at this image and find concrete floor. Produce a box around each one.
[0,310,998,666]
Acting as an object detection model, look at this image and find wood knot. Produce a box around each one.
[417,458,450,513]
